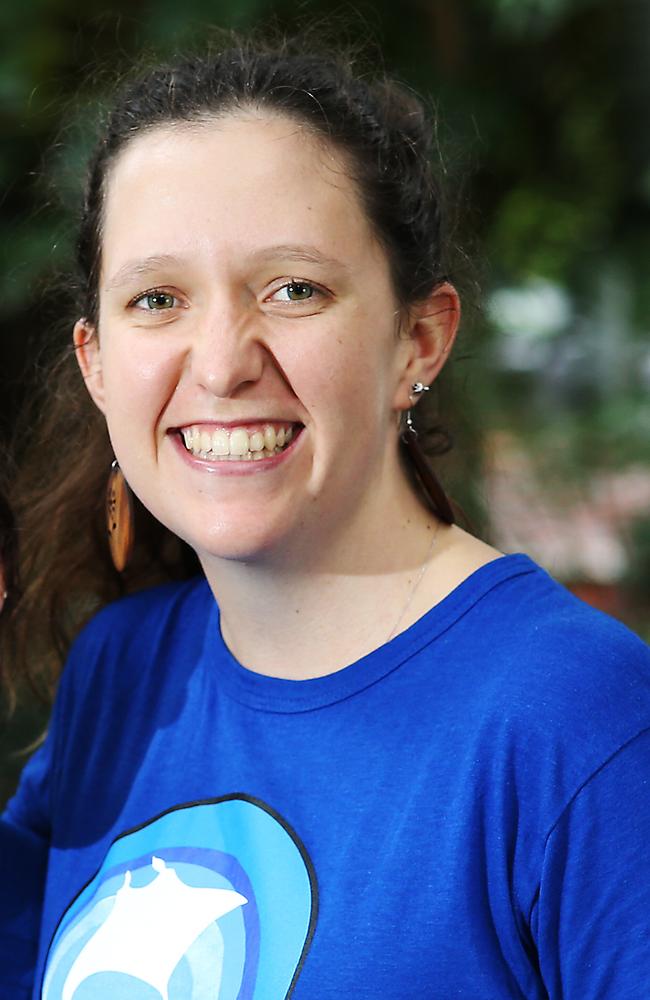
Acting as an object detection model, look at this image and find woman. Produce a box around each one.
[2,34,650,999]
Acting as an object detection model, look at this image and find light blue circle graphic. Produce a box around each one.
[42,796,317,1000]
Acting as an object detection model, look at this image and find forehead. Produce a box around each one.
[101,115,387,277]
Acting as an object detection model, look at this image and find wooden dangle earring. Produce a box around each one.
[106,460,134,571]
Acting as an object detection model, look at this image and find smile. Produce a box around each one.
[179,423,299,462]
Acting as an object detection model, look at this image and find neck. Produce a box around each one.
[199,470,443,680]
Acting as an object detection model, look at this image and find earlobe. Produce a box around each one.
[394,282,461,411]
[73,318,106,413]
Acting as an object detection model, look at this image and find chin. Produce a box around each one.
[180,521,293,567]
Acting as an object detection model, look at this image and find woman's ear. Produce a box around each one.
[73,319,106,413]
[393,282,461,411]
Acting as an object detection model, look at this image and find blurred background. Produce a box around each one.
[1,0,649,801]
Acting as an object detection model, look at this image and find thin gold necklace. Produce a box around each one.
[385,521,440,642]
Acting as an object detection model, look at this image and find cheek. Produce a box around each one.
[101,340,181,427]
[285,339,395,452]
[307,322,397,413]
[287,307,395,398]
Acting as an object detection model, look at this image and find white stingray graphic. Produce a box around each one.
[59,856,247,1000]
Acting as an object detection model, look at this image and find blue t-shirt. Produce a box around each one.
[2,554,650,999]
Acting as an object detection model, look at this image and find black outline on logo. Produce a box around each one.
[41,793,319,999]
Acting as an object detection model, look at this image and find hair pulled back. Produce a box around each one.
[3,29,456,706]
[78,37,448,326]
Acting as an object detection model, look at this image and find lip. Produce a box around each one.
[169,424,305,475]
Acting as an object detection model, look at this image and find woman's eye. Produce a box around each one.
[132,291,178,311]
[270,281,320,303]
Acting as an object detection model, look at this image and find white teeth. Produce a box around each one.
[249,431,265,452]
[181,423,297,461]
[211,429,229,456]
[263,425,277,451]
[229,428,250,456]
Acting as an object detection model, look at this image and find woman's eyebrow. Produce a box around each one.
[249,244,348,271]
[104,254,188,291]
[104,245,348,292]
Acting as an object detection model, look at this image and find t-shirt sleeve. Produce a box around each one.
[533,726,650,999]
[1,730,55,996]
[1,646,74,996]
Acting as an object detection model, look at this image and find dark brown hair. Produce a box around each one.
[2,27,456,706]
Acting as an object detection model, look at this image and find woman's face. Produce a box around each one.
[76,115,444,564]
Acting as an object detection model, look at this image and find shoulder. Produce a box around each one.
[61,575,213,698]
[462,555,650,788]
[486,557,650,699]
[79,573,208,633]
[428,556,650,864]
[82,574,208,627]
[453,552,649,676]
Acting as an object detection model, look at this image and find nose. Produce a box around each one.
[188,296,266,399]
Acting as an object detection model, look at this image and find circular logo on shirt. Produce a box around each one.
[42,795,317,1000]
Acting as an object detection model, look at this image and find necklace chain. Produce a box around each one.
[386,521,440,643]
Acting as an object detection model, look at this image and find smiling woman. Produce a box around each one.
[73,112,457,573]
[2,28,650,1000]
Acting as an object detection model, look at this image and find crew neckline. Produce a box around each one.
[200,553,540,714]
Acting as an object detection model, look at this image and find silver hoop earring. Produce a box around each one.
[404,382,430,438]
